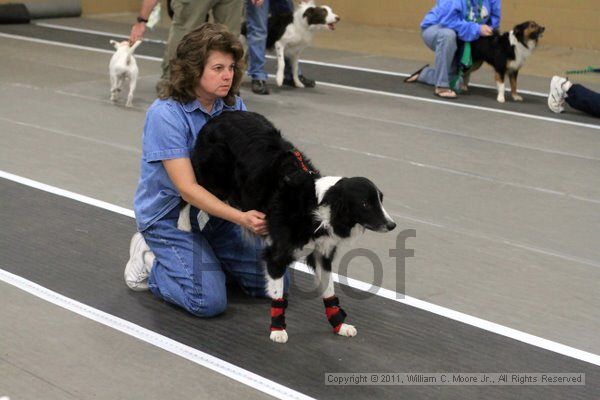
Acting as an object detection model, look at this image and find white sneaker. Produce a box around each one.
[124,232,155,291]
[548,76,569,113]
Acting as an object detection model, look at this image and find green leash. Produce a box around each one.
[566,66,600,75]
[450,0,484,93]
[450,44,473,92]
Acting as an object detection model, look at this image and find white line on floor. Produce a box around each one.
[34,21,167,44]
[0,116,142,154]
[0,268,314,400]
[309,80,600,131]
[312,108,600,162]
[295,137,600,205]
[1,169,599,368]
[2,31,597,131]
[34,21,550,97]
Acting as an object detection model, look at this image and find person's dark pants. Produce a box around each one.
[566,84,600,118]
[269,0,293,14]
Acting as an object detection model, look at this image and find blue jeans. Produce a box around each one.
[245,0,269,80]
[418,24,458,88]
[245,0,299,81]
[566,84,600,118]
[143,206,268,317]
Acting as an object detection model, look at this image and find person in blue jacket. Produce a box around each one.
[405,0,501,98]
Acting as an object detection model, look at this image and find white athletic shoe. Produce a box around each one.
[548,76,569,113]
[124,232,155,291]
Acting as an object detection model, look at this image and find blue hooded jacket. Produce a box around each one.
[421,0,501,42]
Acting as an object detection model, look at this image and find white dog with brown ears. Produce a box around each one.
[109,40,141,107]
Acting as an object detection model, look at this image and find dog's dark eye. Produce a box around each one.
[362,201,371,209]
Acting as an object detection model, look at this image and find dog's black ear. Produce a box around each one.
[303,6,327,25]
[303,7,315,19]
[329,195,353,237]
[513,22,528,43]
[323,180,355,237]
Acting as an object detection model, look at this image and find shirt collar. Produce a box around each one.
[182,97,235,115]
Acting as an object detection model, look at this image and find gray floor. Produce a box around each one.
[2,179,599,399]
[0,281,272,400]
[1,17,599,400]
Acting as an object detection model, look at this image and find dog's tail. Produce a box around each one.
[129,40,142,54]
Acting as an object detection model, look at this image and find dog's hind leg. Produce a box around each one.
[495,70,506,103]
[274,41,285,87]
[114,74,125,102]
[289,52,304,88]
[509,70,522,101]
[461,71,471,93]
[309,250,357,338]
[462,61,482,92]
[110,73,119,102]
[126,71,138,107]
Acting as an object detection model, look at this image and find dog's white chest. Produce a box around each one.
[507,32,533,71]
[282,24,313,51]
[314,234,339,258]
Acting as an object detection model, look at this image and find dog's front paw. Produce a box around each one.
[293,79,305,88]
[497,94,506,103]
[460,84,469,92]
[512,94,523,102]
[337,323,357,337]
[270,330,288,343]
[276,72,284,87]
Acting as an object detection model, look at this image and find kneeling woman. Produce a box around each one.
[125,23,273,317]
[406,0,501,99]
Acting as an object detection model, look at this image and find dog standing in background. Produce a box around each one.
[465,21,545,103]
[109,40,141,107]
[267,0,339,87]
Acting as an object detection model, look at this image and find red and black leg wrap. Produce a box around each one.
[270,298,287,331]
[323,296,347,333]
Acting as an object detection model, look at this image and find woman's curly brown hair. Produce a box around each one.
[159,23,245,106]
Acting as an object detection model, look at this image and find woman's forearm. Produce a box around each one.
[180,184,245,225]
[162,157,245,226]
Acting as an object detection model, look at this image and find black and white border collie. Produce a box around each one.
[267,0,340,87]
[465,21,545,103]
[179,111,395,343]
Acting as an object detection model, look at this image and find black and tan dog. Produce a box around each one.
[464,21,545,103]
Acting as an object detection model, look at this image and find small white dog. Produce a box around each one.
[266,0,339,88]
[109,40,141,107]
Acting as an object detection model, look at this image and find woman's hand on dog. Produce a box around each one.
[242,210,269,236]
[480,24,494,37]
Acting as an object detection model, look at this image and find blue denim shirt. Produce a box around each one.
[134,96,246,231]
[421,0,501,42]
